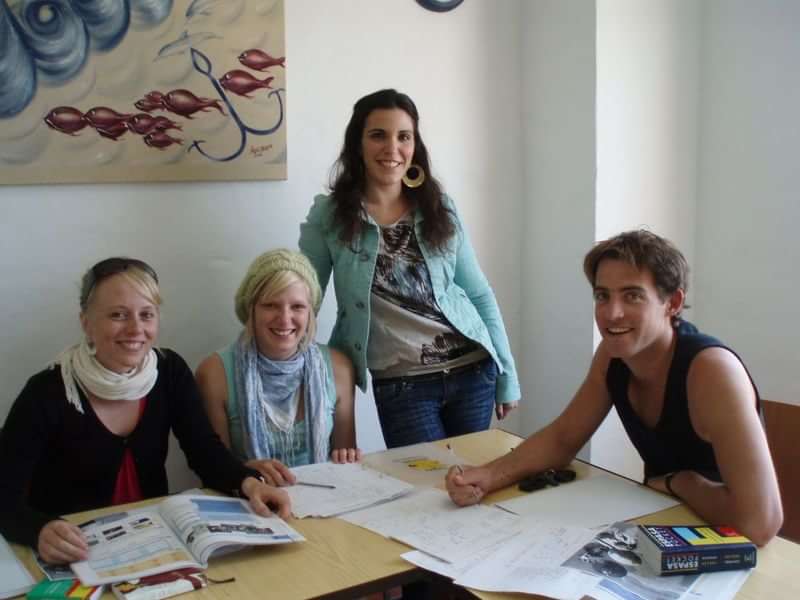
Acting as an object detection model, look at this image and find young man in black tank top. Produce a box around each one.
[446,230,783,545]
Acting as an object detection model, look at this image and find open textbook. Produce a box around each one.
[71,495,304,586]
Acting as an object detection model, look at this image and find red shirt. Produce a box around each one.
[111,398,147,505]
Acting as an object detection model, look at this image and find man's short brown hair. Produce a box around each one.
[583,230,689,310]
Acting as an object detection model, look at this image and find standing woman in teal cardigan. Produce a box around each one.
[299,89,520,448]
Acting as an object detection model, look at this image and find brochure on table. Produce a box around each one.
[71,495,304,586]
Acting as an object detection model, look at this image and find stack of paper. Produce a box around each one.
[341,488,521,564]
[403,519,599,599]
[402,519,751,600]
[287,462,414,518]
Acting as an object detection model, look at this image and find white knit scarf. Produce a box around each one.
[54,339,159,413]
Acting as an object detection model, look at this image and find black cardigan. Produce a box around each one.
[0,349,256,548]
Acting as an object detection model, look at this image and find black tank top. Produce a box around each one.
[606,320,760,482]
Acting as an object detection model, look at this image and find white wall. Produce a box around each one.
[592,0,701,479]
[0,0,524,490]
[695,0,800,407]
[519,1,596,453]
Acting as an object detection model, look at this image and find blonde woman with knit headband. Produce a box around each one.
[196,249,359,487]
[0,258,290,564]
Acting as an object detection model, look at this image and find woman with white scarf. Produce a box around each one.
[0,258,290,564]
[196,249,359,486]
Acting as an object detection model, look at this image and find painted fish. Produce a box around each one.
[219,70,273,98]
[238,49,285,71]
[44,107,88,135]
[126,113,182,135]
[144,131,183,149]
[84,106,133,129]
[161,89,225,118]
[134,91,166,113]
[95,121,129,141]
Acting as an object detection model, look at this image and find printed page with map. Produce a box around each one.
[71,495,304,586]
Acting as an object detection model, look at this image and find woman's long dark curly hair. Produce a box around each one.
[328,89,455,253]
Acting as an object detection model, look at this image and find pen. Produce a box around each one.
[295,481,336,489]
[447,444,479,500]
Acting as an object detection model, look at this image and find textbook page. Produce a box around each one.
[71,496,303,585]
[341,488,521,563]
[362,442,464,487]
[71,509,199,586]
[287,462,414,518]
[496,472,679,527]
[160,495,304,563]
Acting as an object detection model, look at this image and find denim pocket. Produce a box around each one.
[477,360,499,386]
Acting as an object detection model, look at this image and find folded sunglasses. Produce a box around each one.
[518,468,577,492]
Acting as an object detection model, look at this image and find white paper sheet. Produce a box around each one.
[686,568,751,600]
[496,473,680,527]
[287,462,414,518]
[453,519,600,598]
[0,533,35,599]
[362,442,464,487]
[587,569,752,600]
[341,488,520,563]
[402,535,513,581]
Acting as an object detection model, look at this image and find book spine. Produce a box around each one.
[660,546,757,574]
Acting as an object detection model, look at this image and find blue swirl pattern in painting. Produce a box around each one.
[69,0,130,51]
[0,3,36,118]
[0,0,172,118]
[19,1,90,83]
[131,0,173,27]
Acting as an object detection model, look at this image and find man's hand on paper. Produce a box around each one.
[246,458,297,486]
[331,447,362,463]
[445,465,489,506]
[241,477,291,519]
[38,519,89,564]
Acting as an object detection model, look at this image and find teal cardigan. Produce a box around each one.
[299,194,520,405]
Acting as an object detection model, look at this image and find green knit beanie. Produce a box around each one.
[235,249,322,324]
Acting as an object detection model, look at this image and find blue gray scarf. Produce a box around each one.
[233,334,329,465]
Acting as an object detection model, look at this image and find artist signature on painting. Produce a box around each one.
[250,144,273,158]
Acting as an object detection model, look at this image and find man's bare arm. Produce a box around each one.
[665,347,783,545]
[447,344,614,504]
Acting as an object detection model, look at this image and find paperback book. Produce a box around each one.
[110,568,207,600]
[71,495,304,586]
[637,524,756,575]
[26,579,103,600]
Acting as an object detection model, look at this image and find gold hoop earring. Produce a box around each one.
[402,164,425,188]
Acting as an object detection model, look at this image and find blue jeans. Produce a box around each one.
[372,358,498,449]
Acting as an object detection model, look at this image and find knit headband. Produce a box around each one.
[235,249,322,324]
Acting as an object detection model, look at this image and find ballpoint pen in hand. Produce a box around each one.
[447,444,480,501]
[295,481,336,489]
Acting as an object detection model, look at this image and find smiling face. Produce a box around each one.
[80,273,159,373]
[593,259,682,361]
[252,278,312,360]
[361,108,416,191]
